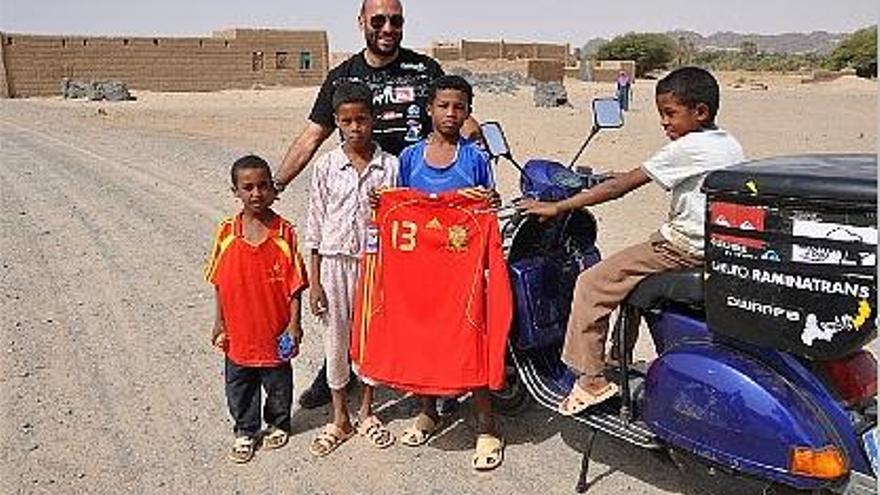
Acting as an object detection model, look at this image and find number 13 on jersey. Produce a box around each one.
[391,220,417,251]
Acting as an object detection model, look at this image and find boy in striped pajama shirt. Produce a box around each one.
[304,81,399,457]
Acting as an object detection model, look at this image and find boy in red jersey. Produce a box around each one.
[205,155,308,463]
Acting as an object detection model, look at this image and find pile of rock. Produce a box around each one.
[533,81,570,108]
[61,79,133,101]
[448,67,527,95]
[448,67,570,107]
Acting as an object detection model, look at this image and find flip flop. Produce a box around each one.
[558,381,619,416]
[357,415,396,449]
[472,433,505,471]
[261,426,289,450]
[309,423,355,457]
[400,413,440,447]
[228,436,256,464]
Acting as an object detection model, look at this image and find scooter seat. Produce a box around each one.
[627,269,704,312]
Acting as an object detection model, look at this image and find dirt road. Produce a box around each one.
[0,101,696,495]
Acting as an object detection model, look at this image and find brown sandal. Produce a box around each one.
[357,415,395,449]
[472,434,505,471]
[309,424,354,457]
[558,382,619,416]
[400,413,440,447]
[262,427,289,450]
[228,436,256,463]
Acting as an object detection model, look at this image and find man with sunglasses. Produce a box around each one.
[275,0,480,409]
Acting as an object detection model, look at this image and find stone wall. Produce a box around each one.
[0,28,329,98]
[431,39,571,65]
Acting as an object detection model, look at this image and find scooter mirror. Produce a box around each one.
[592,98,624,129]
[480,121,511,158]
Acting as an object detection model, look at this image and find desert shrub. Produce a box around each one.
[824,26,877,77]
[692,50,824,72]
[597,33,677,76]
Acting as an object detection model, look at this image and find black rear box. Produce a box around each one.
[703,154,877,360]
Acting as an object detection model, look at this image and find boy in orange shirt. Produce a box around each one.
[205,154,308,463]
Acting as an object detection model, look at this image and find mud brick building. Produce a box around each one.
[429,39,572,83]
[0,28,329,98]
[430,39,571,64]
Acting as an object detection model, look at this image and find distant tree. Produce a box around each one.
[597,33,677,76]
[824,26,877,77]
[580,37,609,62]
[740,40,758,57]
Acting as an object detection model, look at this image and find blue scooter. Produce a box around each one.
[482,99,878,494]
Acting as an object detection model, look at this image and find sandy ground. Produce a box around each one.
[1,73,876,495]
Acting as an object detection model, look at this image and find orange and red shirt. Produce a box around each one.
[351,188,512,395]
[205,213,307,366]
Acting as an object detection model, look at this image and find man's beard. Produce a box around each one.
[365,29,402,57]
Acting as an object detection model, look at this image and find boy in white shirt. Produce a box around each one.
[520,66,744,415]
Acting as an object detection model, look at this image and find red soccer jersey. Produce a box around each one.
[205,213,307,366]
[351,188,513,395]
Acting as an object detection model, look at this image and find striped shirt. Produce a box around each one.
[305,144,399,257]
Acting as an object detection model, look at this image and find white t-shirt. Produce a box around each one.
[641,129,745,256]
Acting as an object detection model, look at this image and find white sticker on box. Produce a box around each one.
[792,219,877,245]
[792,244,876,266]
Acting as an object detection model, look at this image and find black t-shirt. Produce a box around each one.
[309,48,444,156]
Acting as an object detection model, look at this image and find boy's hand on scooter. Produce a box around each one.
[518,198,561,221]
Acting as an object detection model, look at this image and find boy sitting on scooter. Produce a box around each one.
[519,67,745,415]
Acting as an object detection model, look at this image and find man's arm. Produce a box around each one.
[275,121,334,189]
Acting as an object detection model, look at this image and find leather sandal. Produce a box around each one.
[558,381,619,416]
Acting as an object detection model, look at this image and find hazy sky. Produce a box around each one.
[1,1,877,51]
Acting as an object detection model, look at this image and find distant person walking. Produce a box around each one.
[616,70,632,111]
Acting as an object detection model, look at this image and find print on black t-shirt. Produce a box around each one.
[309,48,444,156]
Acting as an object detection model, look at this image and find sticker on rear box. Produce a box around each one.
[801,300,872,347]
[710,202,766,231]
[792,219,877,244]
[792,245,876,267]
[709,261,873,299]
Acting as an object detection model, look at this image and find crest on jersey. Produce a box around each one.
[447,225,468,251]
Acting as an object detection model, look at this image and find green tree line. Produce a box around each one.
[585,26,877,78]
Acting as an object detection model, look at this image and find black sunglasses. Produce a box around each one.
[369,14,404,30]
